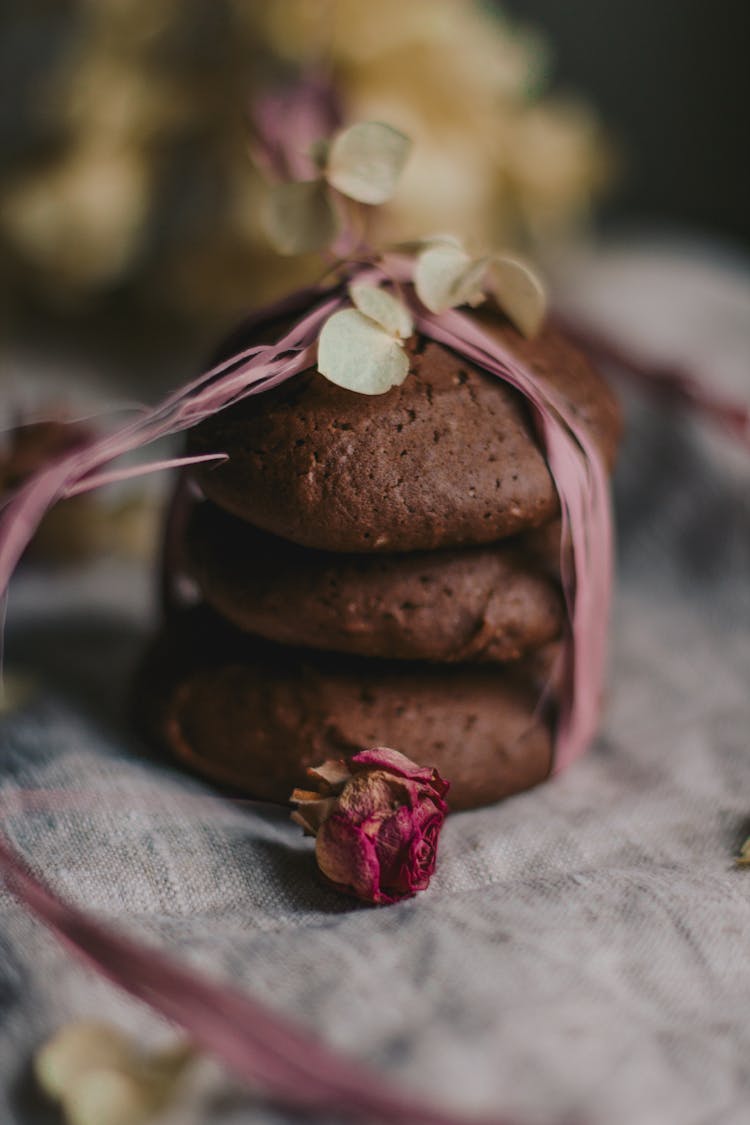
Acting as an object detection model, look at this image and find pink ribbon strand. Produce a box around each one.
[0,269,613,1121]
[0,832,518,1125]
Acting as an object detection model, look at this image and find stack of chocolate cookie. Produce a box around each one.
[140,310,620,810]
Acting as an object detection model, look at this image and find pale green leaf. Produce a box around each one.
[326,122,411,205]
[349,283,413,339]
[489,255,547,338]
[414,243,488,313]
[263,179,338,256]
[317,309,409,395]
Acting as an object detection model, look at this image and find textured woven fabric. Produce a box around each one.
[1,240,749,1125]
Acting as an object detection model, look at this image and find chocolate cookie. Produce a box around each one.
[521,518,564,576]
[137,609,553,812]
[187,309,620,553]
[184,501,564,663]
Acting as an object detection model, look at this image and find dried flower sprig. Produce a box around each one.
[263,120,548,396]
[264,120,412,255]
[0,0,611,321]
[315,237,547,394]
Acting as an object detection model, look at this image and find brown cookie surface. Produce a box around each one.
[187,310,620,553]
[185,501,564,664]
[521,518,564,576]
[136,609,553,812]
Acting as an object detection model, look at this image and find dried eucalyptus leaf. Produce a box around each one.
[490,254,547,338]
[349,283,413,339]
[263,179,338,255]
[736,837,750,866]
[318,309,409,395]
[414,243,488,313]
[326,122,411,205]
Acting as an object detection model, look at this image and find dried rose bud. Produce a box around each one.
[291,748,449,905]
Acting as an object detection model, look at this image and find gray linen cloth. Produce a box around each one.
[1,239,749,1125]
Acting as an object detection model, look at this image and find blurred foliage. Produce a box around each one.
[0,0,611,340]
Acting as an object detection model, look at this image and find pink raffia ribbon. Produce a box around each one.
[359,252,614,771]
[416,307,612,771]
[0,270,610,770]
[0,266,613,1121]
[0,292,336,596]
[0,833,518,1125]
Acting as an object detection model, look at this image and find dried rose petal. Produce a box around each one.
[291,747,449,905]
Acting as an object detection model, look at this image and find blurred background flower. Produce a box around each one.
[246,0,610,247]
[2,0,747,369]
[0,0,610,359]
